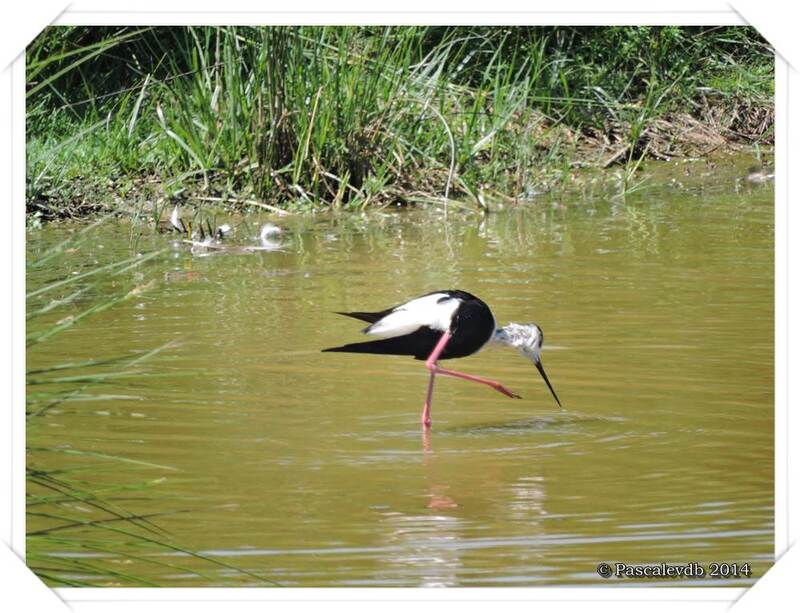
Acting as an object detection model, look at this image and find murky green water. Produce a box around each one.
[26,158,774,587]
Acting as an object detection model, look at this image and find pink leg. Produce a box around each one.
[435,366,521,399]
[422,370,436,427]
[421,332,452,428]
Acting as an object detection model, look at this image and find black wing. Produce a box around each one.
[322,326,441,360]
[334,309,393,324]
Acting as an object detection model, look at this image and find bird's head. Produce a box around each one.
[495,323,561,407]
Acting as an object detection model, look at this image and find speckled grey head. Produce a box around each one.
[495,322,560,407]
[495,323,543,357]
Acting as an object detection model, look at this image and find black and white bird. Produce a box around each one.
[323,290,561,428]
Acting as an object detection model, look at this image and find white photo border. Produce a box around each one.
[4,2,794,611]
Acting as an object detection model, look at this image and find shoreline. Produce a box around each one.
[27,137,774,226]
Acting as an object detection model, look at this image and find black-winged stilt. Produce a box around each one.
[323,290,561,427]
[168,206,232,241]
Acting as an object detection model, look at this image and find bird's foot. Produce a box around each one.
[494,384,522,399]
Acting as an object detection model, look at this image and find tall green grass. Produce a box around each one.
[27,26,773,217]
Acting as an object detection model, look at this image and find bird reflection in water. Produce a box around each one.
[422,429,458,511]
[377,431,463,587]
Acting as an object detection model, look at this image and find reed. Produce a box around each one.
[27,26,773,217]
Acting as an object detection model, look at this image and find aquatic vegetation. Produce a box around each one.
[26,26,773,218]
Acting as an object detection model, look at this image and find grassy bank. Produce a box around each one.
[27,26,774,221]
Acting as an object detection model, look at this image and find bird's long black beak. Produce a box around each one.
[534,358,561,407]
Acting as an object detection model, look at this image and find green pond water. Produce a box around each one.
[26,157,774,587]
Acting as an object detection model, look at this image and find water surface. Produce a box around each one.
[26,158,774,587]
